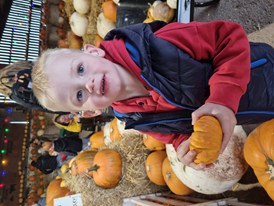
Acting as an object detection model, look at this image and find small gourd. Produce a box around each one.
[189,115,222,164]
[162,157,193,195]
[145,150,167,186]
[143,134,166,150]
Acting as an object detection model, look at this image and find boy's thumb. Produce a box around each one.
[191,112,199,125]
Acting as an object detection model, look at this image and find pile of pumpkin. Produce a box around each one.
[44,117,165,206]
[56,0,84,49]
[20,112,31,163]
[31,110,46,138]
[63,0,179,47]
[66,0,119,46]
[42,116,274,205]
[102,116,274,201]
[164,116,274,200]
[22,166,46,205]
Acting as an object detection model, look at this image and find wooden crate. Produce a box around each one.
[123,193,265,206]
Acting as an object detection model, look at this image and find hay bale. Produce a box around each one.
[62,131,167,206]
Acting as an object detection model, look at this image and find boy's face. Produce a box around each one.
[45,46,124,112]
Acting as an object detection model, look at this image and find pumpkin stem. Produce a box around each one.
[266,157,274,180]
[87,164,100,172]
[65,168,71,173]
[231,182,261,191]
[165,172,171,180]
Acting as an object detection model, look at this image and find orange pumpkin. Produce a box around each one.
[89,131,105,150]
[162,157,193,195]
[28,175,36,182]
[60,162,70,174]
[46,179,70,206]
[102,1,117,22]
[31,184,36,190]
[189,115,222,164]
[70,150,96,176]
[27,197,36,205]
[69,32,83,49]
[29,164,35,171]
[89,149,122,188]
[145,150,167,186]
[95,34,103,47]
[40,119,45,127]
[244,119,274,201]
[28,191,37,199]
[143,134,166,150]
[58,39,69,48]
[37,187,44,196]
[38,111,44,115]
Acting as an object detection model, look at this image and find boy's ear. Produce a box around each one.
[83,44,105,57]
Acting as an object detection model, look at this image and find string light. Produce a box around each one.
[1,171,6,177]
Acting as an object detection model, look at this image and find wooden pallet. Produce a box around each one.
[123,193,265,206]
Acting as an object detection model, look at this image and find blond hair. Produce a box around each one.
[0,61,32,96]
[32,48,77,111]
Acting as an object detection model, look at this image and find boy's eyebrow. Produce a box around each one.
[70,58,76,77]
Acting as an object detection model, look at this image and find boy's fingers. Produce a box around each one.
[191,106,208,125]
[177,149,195,164]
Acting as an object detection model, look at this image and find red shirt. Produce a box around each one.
[100,20,250,149]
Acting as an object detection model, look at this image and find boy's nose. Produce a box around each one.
[85,80,94,94]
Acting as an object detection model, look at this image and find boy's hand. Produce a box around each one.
[18,73,29,83]
[176,139,208,170]
[191,103,237,152]
[49,150,58,156]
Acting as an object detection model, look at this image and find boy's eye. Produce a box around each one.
[78,65,84,75]
[77,90,83,102]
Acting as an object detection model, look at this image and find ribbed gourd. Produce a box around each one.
[189,115,222,164]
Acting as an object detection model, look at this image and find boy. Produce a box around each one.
[31,20,274,170]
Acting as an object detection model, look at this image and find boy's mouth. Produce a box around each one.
[101,74,105,95]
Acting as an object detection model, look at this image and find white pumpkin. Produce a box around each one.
[97,12,116,39]
[167,0,177,9]
[166,126,248,194]
[113,0,119,4]
[70,12,88,37]
[103,122,112,145]
[73,0,90,15]
[103,118,141,145]
[148,1,175,23]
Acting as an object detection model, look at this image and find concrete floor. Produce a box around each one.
[193,0,274,34]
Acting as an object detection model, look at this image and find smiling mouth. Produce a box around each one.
[101,74,105,95]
